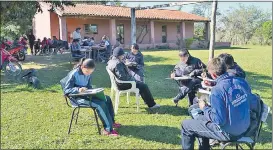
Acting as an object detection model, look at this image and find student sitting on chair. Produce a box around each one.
[71,39,85,58]
[124,43,144,82]
[107,47,160,110]
[218,53,246,79]
[181,58,253,150]
[60,58,121,136]
[170,48,206,107]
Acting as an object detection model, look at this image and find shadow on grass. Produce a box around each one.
[139,46,249,52]
[153,105,189,116]
[144,55,171,63]
[120,125,181,145]
[246,71,272,92]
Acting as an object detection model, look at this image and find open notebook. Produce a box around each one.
[166,76,192,80]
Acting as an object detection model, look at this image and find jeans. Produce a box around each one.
[181,115,232,150]
[117,82,156,107]
[76,95,115,132]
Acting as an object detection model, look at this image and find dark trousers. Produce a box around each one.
[29,42,34,55]
[176,78,201,106]
[117,82,156,107]
[181,115,232,150]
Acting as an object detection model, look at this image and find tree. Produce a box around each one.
[0,1,74,39]
[209,0,217,60]
[190,2,221,40]
[216,4,271,45]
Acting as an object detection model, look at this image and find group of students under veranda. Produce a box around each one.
[60,43,263,149]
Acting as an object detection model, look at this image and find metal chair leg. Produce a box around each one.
[221,142,232,150]
[93,108,101,135]
[75,108,80,124]
[68,107,78,134]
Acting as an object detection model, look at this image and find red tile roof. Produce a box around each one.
[61,4,209,22]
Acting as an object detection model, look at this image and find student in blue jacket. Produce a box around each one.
[124,43,144,82]
[60,58,121,136]
[181,58,252,150]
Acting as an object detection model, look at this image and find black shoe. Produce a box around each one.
[173,94,183,107]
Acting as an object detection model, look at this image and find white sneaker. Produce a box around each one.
[149,104,160,109]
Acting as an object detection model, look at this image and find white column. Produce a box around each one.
[150,20,155,45]
[131,8,136,44]
[109,19,116,45]
[59,16,67,41]
[182,22,186,39]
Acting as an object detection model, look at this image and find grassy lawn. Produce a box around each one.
[1,45,272,149]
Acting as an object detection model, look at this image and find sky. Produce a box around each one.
[123,0,272,13]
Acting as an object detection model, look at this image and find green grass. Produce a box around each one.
[1,45,272,149]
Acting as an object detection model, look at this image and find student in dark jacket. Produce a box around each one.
[218,53,246,79]
[60,58,121,136]
[181,58,252,150]
[27,32,36,55]
[107,47,160,110]
[124,43,144,82]
[170,48,206,106]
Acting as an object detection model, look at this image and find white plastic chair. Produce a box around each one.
[106,67,140,114]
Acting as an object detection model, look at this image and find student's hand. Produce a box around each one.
[199,99,207,110]
[170,73,176,79]
[79,87,88,93]
[189,71,195,77]
[201,72,207,78]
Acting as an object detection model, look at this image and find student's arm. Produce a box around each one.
[203,92,227,126]
[190,60,206,77]
[86,76,92,89]
[173,64,183,77]
[63,74,80,95]
[114,63,133,81]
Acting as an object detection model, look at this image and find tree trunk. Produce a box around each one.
[209,0,217,61]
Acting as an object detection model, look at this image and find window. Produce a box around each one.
[177,24,181,33]
[117,24,124,44]
[162,25,167,43]
[84,24,98,34]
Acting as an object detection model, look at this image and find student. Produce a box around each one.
[181,58,252,150]
[218,53,246,79]
[107,47,160,110]
[27,32,36,55]
[124,43,144,82]
[34,39,41,55]
[60,58,121,136]
[72,27,82,41]
[71,39,84,58]
[170,48,206,106]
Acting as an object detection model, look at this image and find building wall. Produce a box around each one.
[185,22,194,39]
[52,16,195,45]
[66,17,110,43]
[50,12,60,39]
[32,5,51,40]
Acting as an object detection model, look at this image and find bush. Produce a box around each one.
[185,38,194,49]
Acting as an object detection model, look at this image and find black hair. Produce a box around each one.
[91,37,94,40]
[208,58,227,76]
[75,58,95,69]
[132,43,139,50]
[73,39,79,43]
[218,53,234,69]
[179,48,190,57]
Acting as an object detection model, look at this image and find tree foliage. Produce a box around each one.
[216,4,271,45]
[190,2,221,40]
[0,0,123,39]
